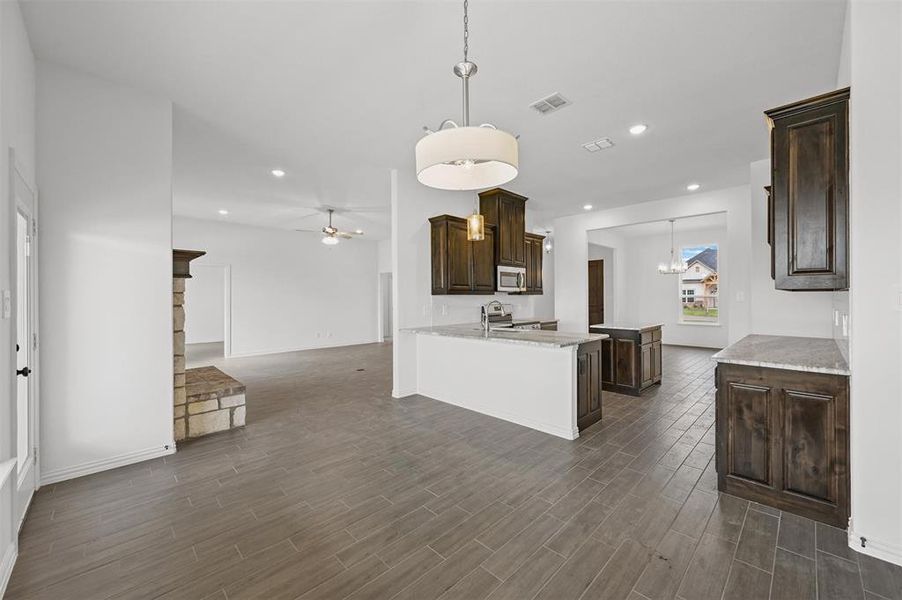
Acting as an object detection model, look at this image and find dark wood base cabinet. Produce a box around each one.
[590,326,662,396]
[576,340,602,431]
[715,363,850,527]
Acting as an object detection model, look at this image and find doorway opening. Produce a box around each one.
[185,264,230,368]
[379,272,392,342]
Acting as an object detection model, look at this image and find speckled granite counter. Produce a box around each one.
[712,334,850,375]
[589,322,664,332]
[402,323,606,348]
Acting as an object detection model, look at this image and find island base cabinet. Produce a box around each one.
[591,326,662,396]
[576,340,602,431]
[715,363,850,528]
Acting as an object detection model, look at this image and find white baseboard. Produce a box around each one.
[40,445,176,486]
[417,388,579,441]
[848,527,902,567]
[227,338,380,359]
[0,540,17,599]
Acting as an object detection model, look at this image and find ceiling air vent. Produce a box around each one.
[582,137,615,153]
[529,92,571,115]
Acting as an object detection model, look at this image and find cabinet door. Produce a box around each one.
[600,338,614,385]
[651,341,662,381]
[614,339,637,388]
[722,380,775,488]
[471,226,495,293]
[532,239,543,293]
[497,198,515,266]
[640,344,652,387]
[770,92,848,290]
[447,220,473,293]
[510,198,526,267]
[577,342,602,431]
[780,387,846,507]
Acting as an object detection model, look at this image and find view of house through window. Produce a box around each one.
[680,244,719,323]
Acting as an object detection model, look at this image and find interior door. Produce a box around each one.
[588,259,605,327]
[13,155,38,529]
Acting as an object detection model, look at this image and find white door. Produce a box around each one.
[12,153,38,529]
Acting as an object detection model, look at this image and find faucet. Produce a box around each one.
[482,300,506,334]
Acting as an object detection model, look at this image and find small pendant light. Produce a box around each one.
[467,204,485,241]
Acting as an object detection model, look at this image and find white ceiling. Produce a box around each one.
[21,1,846,239]
[589,212,727,240]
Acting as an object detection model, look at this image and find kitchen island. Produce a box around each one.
[589,323,664,396]
[712,334,850,527]
[401,324,608,439]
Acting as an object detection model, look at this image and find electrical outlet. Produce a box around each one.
[736,291,745,302]
[327,331,333,337]
[441,304,448,316]
[1,290,9,319]
[842,314,849,337]
[315,332,321,338]
[833,309,840,327]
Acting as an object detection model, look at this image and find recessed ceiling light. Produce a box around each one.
[686,183,701,191]
[271,169,286,178]
[629,124,648,135]
[583,204,593,211]
[218,209,229,215]
[355,229,364,235]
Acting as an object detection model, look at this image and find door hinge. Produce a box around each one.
[33,446,38,462]
[33,332,38,350]
[25,234,31,257]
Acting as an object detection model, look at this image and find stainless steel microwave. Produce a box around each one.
[497,266,526,293]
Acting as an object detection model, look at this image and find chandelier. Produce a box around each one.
[658,219,688,275]
[415,0,519,191]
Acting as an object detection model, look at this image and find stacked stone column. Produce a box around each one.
[173,277,187,442]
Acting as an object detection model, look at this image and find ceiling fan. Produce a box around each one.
[296,208,363,245]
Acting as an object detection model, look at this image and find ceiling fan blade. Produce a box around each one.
[336,230,362,237]
[337,233,353,239]
[294,228,322,233]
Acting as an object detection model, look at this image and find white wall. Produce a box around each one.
[173,216,380,357]
[37,62,174,483]
[184,265,225,344]
[0,0,35,592]
[847,0,902,566]
[601,224,730,349]
[554,186,753,342]
[749,160,834,338]
[391,168,555,397]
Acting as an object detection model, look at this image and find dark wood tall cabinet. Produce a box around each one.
[715,363,850,527]
[765,88,849,291]
[576,340,603,431]
[523,233,545,294]
[429,215,496,295]
[479,188,527,268]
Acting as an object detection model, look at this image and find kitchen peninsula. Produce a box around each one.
[401,324,608,439]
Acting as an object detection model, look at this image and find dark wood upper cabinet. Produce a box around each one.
[765,88,849,291]
[479,188,527,268]
[429,215,496,295]
[523,232,545,294]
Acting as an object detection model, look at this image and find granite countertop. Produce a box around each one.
[402,323,606,348]
[511,317,558,325]
[712,334,850,376]
[589,323,663,331]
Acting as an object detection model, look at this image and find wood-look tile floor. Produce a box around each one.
[8,343,901,600]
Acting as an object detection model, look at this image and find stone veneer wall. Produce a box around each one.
[173,277,188,441]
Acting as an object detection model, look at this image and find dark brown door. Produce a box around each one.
[447,220,472,293]
[588,260,604,327]
[471,226,495,293]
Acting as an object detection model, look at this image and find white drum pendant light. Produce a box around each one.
[416,0,519,191]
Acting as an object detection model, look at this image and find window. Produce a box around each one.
[680,244,719,323]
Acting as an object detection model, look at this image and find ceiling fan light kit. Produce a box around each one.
[415,0,519,191]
